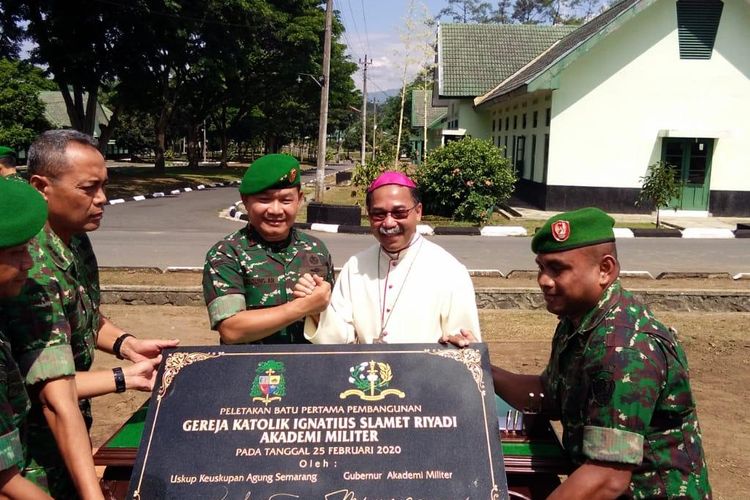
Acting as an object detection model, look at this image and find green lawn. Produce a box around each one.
[106,164,244,199]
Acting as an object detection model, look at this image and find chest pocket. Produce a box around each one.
[297,251,327,277]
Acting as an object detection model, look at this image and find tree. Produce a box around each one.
[636,160,682,228]
[4,0,359,170]
[436,0,603,25]
[512,0,546,24]
[417,138,516,224]
[437,0,493,23]
[145,0,359,167]
[110,108,155,159]
[1,0,121,135]
[393,1,434,167]
[0,58,53,150]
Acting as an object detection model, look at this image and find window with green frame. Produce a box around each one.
[515,136,525,177]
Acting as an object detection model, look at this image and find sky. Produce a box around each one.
[335,0,447,93]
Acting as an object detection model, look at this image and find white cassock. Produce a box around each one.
[304,234,482,344]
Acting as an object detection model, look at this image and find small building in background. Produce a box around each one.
[436,0,750,216]
[39,91,127,158]
[409,88,446,164]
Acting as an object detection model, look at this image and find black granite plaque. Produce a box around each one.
[127,344,508,499]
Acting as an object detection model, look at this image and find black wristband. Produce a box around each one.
[112,367,126,393]
[113,333,135,360]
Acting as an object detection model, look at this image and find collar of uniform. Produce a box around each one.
[572,279,623,335]
[244,225,297,252]
[39,226,76,272]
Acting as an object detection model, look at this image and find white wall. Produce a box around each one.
[456,99,491,139]
[445,99,492,137]
[547,0,750,191]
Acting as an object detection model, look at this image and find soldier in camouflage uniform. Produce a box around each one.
[0,146,24,182]
[484,207,710,499]
[0,130,178,499]
[0,179,51,499]
[203,153,333,344]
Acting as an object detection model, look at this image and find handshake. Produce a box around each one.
[292,273,332,317]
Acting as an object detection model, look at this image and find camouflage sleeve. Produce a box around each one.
[2,276,76,386]
[582,340,666,465]
[0,354,23,471]
[202,242,247,330]
[324,250,334,286]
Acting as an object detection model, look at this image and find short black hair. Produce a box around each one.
[28,130,99,178]
[0,156,15,168]
[365,186,422,211]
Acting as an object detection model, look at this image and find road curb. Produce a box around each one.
[100,266,749,282]
[100,284,750,312]
[107,180,240,206]
[221,203,747,238]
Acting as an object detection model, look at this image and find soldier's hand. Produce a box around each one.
[439,329,477,348]
[123,356,162,392]
[122,337,179,363]
[293,273,317,299]
[299,274,331,315]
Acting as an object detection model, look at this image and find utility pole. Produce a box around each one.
[372,101,377,163]
[358,55,372,168]
[202,119,207,163]
[315,0,333,202]
[423,76,428,163]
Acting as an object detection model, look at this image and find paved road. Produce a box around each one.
[90,187,750,275]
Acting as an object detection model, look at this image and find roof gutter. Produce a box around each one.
[436,23,444,96]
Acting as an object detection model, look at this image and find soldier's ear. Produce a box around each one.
[598,254,617,285]
[29,175,52,201]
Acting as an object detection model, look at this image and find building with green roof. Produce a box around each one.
[39,91,113,138]
[38,91,129,158]
[436,23,576,149]
[436,0,750,216]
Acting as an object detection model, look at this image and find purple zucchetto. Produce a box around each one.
[367,171,417,193]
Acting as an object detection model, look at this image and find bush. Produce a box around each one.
[416,138,515,224]
[636,161,682,228]
[350,152,409,193]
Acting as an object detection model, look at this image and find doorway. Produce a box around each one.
[661,138,714,210]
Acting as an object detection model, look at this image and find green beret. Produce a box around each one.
[239,154,301,195]
[0,178,48,248]
[532,207,615,254]
[0,146,16,159]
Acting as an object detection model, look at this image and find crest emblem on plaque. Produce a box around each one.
[250,360,286,405]
[551,220,570,242]
[340,360,405,401]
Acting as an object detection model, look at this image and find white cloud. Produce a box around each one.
[346,31,432,93]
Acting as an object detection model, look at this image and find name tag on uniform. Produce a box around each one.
[249,277,277,286]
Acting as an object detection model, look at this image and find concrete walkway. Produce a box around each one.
[509,205,749,230]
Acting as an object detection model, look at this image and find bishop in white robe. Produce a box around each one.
[304,234,481,344]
